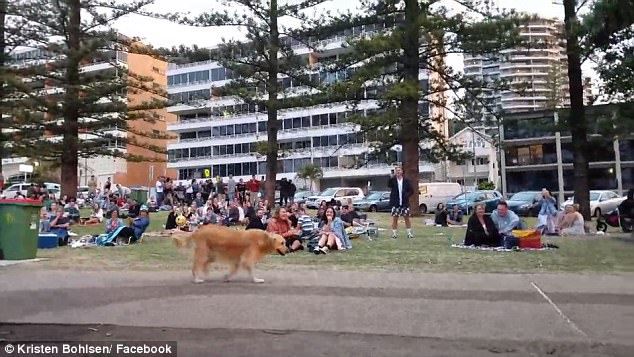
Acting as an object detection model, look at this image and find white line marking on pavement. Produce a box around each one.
[530,281,590,340]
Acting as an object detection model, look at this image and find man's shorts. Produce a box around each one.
[391,206,410,217]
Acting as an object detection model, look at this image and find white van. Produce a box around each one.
[305,187,365,208]
[3,183,31,198]
[418,182,463,214]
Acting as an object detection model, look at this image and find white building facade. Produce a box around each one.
[166,31,447,191]
[444,127,499,189]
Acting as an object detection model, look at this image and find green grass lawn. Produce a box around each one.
[36,210,634,273]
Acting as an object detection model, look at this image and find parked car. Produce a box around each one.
[353,191,391,212]
[77,185,90,200]
[305,187,365,208]
[294,190,316,205]
[507,191,543,217]
[2,183,31,198]
[445,190,503,215]
[418,182,463,214]
[43,182,60,191]
[47,188,61,200]
[560,190,626,217]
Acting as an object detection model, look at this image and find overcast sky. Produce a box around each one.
[113,0,566,49]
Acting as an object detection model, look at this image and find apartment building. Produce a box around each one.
[463,18,571,113]
[8,46,176,189]
[166,28,448,191]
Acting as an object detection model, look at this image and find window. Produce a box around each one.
[320,114,329,126]
[235,124,242,135]
[258,121,266,132]
[293,117,301,129]
[226,125,234,136]
[284,118,292,130]
[212,127,220,137]
[329,113,337,125]
[211,68,225,81]
[346,189,359,196]
[198,130,211,138]
[235,144,242,154]
[302,116,310,128]
[329,135,338,146]
[312,115,320,127]
[227,145,234,155]
[220,126,227,136]
[219,146,227,155]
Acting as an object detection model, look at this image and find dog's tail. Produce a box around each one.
[172,231,194,248]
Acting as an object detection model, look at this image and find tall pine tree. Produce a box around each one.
[173,0,327,206]
[310,0,526,214]
[7,0,168,197]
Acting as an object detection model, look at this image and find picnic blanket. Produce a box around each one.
[451,244,555,252]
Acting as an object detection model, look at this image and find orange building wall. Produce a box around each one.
[118,49,177,187]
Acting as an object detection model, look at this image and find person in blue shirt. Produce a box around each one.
[313,206,351,254]
[491,201,521,246]
[107,205,150,244]
[537,188,558,234]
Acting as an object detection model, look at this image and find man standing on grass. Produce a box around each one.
[388,166,414,239]
[247,175,260,207]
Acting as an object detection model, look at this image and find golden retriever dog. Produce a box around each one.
[173,225,288,284]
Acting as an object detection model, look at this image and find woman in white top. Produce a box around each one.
[559,204,585,236]
[83,203,104,225]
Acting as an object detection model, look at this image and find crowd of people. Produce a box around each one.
[163,191,361,254]
[457,188,634,248]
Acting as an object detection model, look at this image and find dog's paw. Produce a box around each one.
[252,277,265,284]
[193,278,205,284]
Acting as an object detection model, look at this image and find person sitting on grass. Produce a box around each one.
[107,206,151,244]
[340,205,365,236]
[50,206,71,246]
[164,206,180,231]
[434,203,449,227]
[246,208,266,230]
[186,203,201,231]
[558,204,585,236]
[105,209,124,235]
[39,207,52,233]
[464,203,500,247]
[127,198,140,218]
[316,200,327,220]
[82,203,104,225]
[223,200,240,226]
[313,206,350,254]
[267,206,303,252]
[64,198,81,223]
[491,201,521,244]
[447,205,464,226]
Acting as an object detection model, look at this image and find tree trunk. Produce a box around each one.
[61,0,81,198]
[563,0,591,219]
[0,0,6,175]
[264,0,279,208]
[401,0,421,215]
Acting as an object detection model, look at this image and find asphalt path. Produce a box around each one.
[1,268,633,356]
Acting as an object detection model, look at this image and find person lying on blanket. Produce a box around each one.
[104,206,150,244]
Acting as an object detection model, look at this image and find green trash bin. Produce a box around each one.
[0,198,42,260]
[130,187,148,204]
